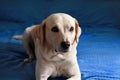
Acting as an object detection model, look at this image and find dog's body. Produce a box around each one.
[13,13,81,80]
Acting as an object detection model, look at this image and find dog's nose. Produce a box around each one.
[61,41,70,49]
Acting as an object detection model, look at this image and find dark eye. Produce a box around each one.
[51,26,59,32]
[69,26,74,32]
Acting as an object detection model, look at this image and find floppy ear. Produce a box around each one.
[74,20,82,44]
[32,21,46,46]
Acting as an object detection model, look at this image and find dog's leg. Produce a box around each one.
[23,28,35,62]
[36,61,51,80]
[13,35,34,62]
[23,36,35,62]
[35,39,52,80]
[13,34,35,62]
[24,51,35,62]
[66,70,81,80]
[67,75,81,80]
[65,61,81,80]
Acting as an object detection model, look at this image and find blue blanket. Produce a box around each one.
[0,0,120,80]
[0,22,120,80]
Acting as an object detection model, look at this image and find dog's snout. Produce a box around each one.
[61,41,70,49]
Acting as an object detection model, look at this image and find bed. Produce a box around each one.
[0,0,120,80]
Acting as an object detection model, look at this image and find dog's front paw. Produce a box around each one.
[67,78,81,80]
[67,75,81,80]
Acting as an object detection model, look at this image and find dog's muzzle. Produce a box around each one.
[55,41,70,53]
[60,41,70,52]
[61,41,70,49]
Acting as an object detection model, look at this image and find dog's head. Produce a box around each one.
[33,13,81,53]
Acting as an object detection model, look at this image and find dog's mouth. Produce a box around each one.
[55,49,69,53]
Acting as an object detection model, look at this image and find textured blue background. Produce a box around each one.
[0,0,120,80]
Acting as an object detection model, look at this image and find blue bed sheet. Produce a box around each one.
[0,0,120,79]
[79,25,120,80]
[0,21,120,80]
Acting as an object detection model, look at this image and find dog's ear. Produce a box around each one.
[32,21,46,46]
[74,20,82,44]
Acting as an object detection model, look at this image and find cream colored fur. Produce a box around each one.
[13,13,82,80]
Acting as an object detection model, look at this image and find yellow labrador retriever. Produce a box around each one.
[13,13,82,80]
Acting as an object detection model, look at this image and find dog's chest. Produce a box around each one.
[51,61,68,77]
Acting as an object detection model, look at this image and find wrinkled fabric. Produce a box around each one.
[0,0,120,80]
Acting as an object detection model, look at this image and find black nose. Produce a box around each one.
[61,41,70,49]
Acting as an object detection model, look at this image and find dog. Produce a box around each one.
[13,13,82,80]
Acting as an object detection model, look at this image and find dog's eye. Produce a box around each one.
[69,26,74,32]
[51,26,59,32]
